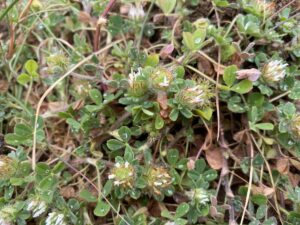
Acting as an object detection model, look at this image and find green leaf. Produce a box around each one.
[156,0,176,15]
[14,124,32,137]
[169,108,179,121]
[79,189,97,202]
[167,148,179,165]
[108,15,124,36]
[174,218,188,225]
[145,54,159,67]
[66,118,81,131]
[223,65,237,87]
[155,115,164,130]
[124,145,134,162]
[38,175,58,191]
[17,73,31,85]
[89,89,102,105]
[248,93,265,106]
[161,209,173,219]
[203,169,218,181]
[52,162,65,174]
[251,194,267,205]
[103,180,113,197]
[94,199,110,217]
[195,107,213,120]
[4,134,28,146]
[175,203,190,218]
[231,80,253,94]
[36,163,51,177]
[118,126,131,142]
[180,108,193,118]
[212,0,229,7]
[142,108,154,116]
[254,123,274,131]
[107,139,124,150]
[183,32,194,51]
[24,59,38,75]
[256,205,266,220]
[192,29,206,50]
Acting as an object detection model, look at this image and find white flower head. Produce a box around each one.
[0,205,16,225]
[108,174,115,179]
[128,3,145,20]
[158,76,170,87]
[262,60,288,84]
[27,198,47,218]
[46,212,67,225]
[124,161,129,168]
[0,218,11,225]
[128,67,143,86]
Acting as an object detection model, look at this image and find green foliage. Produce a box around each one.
[1,0,300,224]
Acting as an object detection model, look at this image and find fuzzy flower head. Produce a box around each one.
[185,188,210,204]
[244,0,275,18]
[0,156,16,180]
[45,51,69,76]
[128,3,145,20]
[27,198,47,218]
[150,67,174,91]
[45,212,67,225]
[175,81,214,110]
[146,166,173,195]
[290,115,300,140]
[262,60,288,85]
[127,68,148,97]
[0,205,16,225]
[108,161,136,188]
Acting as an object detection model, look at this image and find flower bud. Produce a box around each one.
[0,205,16,225]
[127,68,148,97]
[146,166,172,195]
[0,156,16,180]
[290,115,300,140]
[244,0,275,18]
[128,3,145,20]
[27,198,47,218]
[175,81,213,110]
[150,67,173,91]
[46,212,67,225]
[185,188,210,204]
[262,60,288,85]
[108,161,136,188]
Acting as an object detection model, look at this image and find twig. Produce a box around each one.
[239,132,254,225]
[137,0,155,50]
[49,151,130,225]
[262,0,297,26]
[0,0,18,22]
[32,40,122,171]
[93,0,117,51]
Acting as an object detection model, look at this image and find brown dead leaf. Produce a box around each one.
[288,172,300,187]
[48,101,68,113]
[251,184,274,198]
[289,159,300,171]
[276,158,289,175]
[0,80,8,93]
[197,55,214,76]
[213,63,225,75]
[205,148,223,170]
[157,91,168,110]
[78,11,92,24]
[60,186,76,199]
